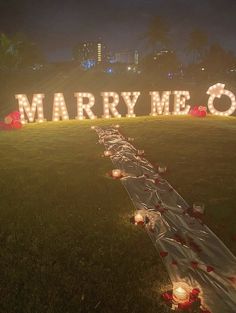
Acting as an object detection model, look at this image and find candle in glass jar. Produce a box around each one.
[137,150,144,156]
[173,283,190,303]
[134,212,144,224]
[112,169,122,178]
[104,150,112,157]
[158,165,167,173]
[193,203,205,214]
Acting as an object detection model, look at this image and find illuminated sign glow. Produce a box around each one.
[15,84,236,124]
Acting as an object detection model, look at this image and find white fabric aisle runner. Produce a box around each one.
[95,126,236,313]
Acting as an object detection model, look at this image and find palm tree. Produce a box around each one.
[144,16,170,53]
[13,33,44,68]
[187,29,208,64]
[202,43,236,74]
[0,33,19,70]
[0,33,44,70]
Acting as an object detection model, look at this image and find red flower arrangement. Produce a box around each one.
[0,111,22,131]
[189,106,207,118]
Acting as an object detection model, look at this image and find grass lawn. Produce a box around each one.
[0,116,235,313]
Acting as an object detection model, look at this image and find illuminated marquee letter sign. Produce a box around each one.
[52,93,69,121]
[173,91,191,115]
[75,92,97,120]
[121,92,140,117]
[207,83,236,116]
[102,92,121,118]
[15,84,236,124]
[150,91,171,116]
[16,94,45,124]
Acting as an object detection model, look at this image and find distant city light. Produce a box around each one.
[82,59,96,70]
[105,68,113,74]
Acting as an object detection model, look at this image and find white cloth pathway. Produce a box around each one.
[95,126,236,313]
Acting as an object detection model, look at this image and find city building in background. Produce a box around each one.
[73,40,107,69]
[112,50,139,65]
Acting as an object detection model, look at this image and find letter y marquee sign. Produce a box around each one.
[15,83,236,124]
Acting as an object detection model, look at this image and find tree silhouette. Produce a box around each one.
[144,16,170,53]
[202,43,236,74]
[187,29,208,63]
[141,50,181,80]
[13,33,44,68]
[0,33,44,70]
[0,33,18,69]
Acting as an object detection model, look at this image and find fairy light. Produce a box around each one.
[101,92,121,118]
[149,91,171,116]
[16,94,45,124]
[52,93,69,121]
[207,83,236,116]
[121,91,140,117]
[173,91,191,115]
[75,92,97,120]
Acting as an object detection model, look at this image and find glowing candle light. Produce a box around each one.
[134,212,144,224]
[104,150,112,157]
[137,150,145,156]
[112,169,122,178]
[127,137,134,142]
[158,165,167,173]
[173,283,190,303]
[193,203,205,214]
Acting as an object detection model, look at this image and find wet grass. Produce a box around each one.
[0,115,235,313]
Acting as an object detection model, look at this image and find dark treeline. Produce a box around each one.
[0,15,235,79]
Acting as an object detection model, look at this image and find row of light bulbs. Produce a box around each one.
[16,94,45,124]
[150,91,191,116]
[121,92,140,117]
[207,83,236,116]
[102,92,121,118]
[16,86,236,123]
[75,93,97,120]
[52,93,69,121]
[150,91,171,116]
[16,92,140,123]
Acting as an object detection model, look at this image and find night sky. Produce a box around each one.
[0,0,235,61]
